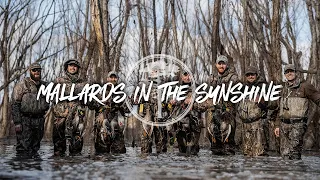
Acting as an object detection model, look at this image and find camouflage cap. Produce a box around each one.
[182,71,189,76]
[65,59,81,68]
[245,66,258,75]
[64,59,81,72]
[29,63,42,70]
[108,71,118,78]
[151,65,161,72]
[216,55,228,64]
[284,64,295,72]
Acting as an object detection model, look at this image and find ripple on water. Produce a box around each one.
[0,141,319,179]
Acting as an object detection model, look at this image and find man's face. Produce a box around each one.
[107,75,118,84]
[150,69,159,78]
[216,61,227,74]
[246,73,257,83]
[181,73,191,83]
[30,68,41,81]
[67,64,79,75]
[285,70,296,81]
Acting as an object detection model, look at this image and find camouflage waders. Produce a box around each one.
[175,112,201,155]
[140,103,168,154]
[266,116,280,153]
[141,125,167,154]
[241,120,265,156]
[207,106,236,155]
[53,103,85,155]
[12,76,49,155]
[94,113,111,153]
[94,105,127,154]
[237,97,267,156]
[140,124,168,154]
[280,120,306,159]
[16,116,45,155]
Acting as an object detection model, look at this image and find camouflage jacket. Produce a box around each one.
[212,67,239,111]
[278,79,320,121]
[169,81,208,122]
[244,76,268,109]
[237,76,268,121]
[135,80,162,114]
[52,73,87,118]
[89,84,129,120]
[282,79,320,105]
[12,77,49,124]
[212,68,239,87]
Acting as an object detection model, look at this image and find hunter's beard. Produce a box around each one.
[109,81,117,85]
[30,73,41,81]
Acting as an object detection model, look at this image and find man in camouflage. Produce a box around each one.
[169,72,205,155]
[208,55,239,155]
[52,59,87,156]
[237,66,267,156]
[12,63,49,156]
[274,64,320,160]
[93,71,128,154]
[139,66,169,154]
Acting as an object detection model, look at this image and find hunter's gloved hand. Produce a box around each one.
[15,124,22,133]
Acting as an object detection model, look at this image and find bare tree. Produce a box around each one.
[306,0,320,87]
[0,0,62,137]
[211,0,222,73]
[89,0,131,82]
[270,0,282,82]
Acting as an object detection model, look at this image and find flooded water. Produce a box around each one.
[0,139,320,179]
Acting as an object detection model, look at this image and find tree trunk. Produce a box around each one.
[306,0,318,85]
[270,0,282,82]
[211,0,222,71]
[242,0,250,75]
[0,0,10,138]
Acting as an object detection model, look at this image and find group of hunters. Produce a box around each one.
[12,55,320,160]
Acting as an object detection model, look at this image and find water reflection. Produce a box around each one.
[0,140,319,179]
[9,154,43,170]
